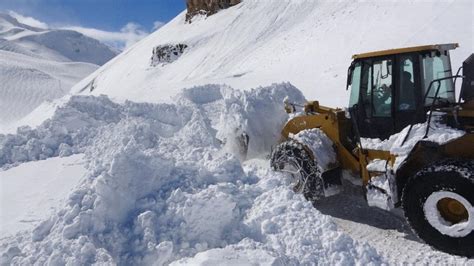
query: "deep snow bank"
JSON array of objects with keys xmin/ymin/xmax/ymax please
[
  {"xmin": 0, "ymin": 83, "xmax": 383, "ymax": 264},
  {"xmin": 0, "ymin": 83, "xmax": 301, "ymax": 169}
]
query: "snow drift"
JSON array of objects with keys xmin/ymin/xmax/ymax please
[{"xmin": 0, "ymin": 83, "xmax": 383, "ymax": 264}]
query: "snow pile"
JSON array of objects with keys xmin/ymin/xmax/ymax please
[
  {"xmin": 175, "ymin": 165, "xmax": 382, "ymax": 265},
  {"xmin": 290, "ymin": 128, "xmax": 337, "ymax": 171},
  {"xmin": 0, "ymin": 83, "xmax": 383, "ymax": 265},
  {"xmin": 362, "ymin": 120, "xmax": 465, "ymax": 169},
  {"xmin": 366, "ymin": 159, "xmax": 388, "ymax": 172},
  {"xmin": 0, "ymin": 95, "xmax": 121, "ymax": 169},
  {"xmin": 0, "ymin": 82, "xmax": 301, "ymax": 169},
  {"xmin": 360, "ymin": 118, "xmax": 465, "ymax": 210},
  {"xmin": 365, "ymin": 173, "xmax": 398, "ymax": 211},
  {"xmin": 171, "ymin": 239, "xmax": 281, "ymax": 265}
]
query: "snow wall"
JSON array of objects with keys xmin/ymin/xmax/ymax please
[{"xmin": 0, "ymin": 83, "xmax": 383, "ymax": 265}]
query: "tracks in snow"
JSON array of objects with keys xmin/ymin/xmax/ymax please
[{"xmin": 315, "ymin": 181, "xmax": 473, "ymax": 264}]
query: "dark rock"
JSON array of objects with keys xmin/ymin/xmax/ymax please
[
  {"xmin": 150, "ymin": 44, "xmax": 188, "ymax": 66},
  {"xmin": 186, "ymin": 0, "xmax": 241, "ymax": 23}
]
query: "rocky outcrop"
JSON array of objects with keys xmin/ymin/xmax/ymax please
[
  {"xmin": 150, "ymin": 44, "xmax": 188, "ymax": 66},
  {"xmin": 186, "ymin": 0, "xmax": 241, "ymax": 22}
]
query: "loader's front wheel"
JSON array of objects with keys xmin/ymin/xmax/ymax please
[
  {"xmin": 402, "ymin": 160, "xmax": 474, "ymax": 257},
  {"xmin": 270, "ymin": 140, "xmax": 323, "ymax": 201}
]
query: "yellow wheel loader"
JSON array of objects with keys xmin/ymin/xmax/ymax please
[{"xmin": 270, "ymin": 43, "xmax": 474, "ymax": 257}]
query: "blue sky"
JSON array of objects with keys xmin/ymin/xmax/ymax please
[{"xmin": 0, "ymin": 0, "xmax": 186, "ymax": 49}]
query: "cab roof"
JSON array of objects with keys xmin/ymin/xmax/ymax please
[{"xmin": 352, "ymin": 43, "xmax": 459, "ymax": 60}]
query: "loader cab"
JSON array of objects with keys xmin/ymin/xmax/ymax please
[{"xmin": 347, "ymin": 43, "xmax": 458, "ymax": 140}]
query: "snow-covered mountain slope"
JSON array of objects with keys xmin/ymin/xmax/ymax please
[
  {"xmin": 0, "ymin": 50, "xmax": 98, "ymax": 125},
  {"xmin": 15, "ymin": 30, "xmax": 118, "ymax": 65},
  {"xmin": 71, "ymin": 0, "xmax": 473, "ymax": 108},
  {"xmin": 0, "ymin": 38, "xmax": 40, "ymax": 58},
  {"xmin": 0, "ymin": 13, "xmax": 118, "ymax": 127},
  {"xmin": 0, "ymin": 13, "xmax": 117, "ymax": 65},
  {"xmin": 0, "ymin": 13, "xmax": 43, "ymax": 34}
]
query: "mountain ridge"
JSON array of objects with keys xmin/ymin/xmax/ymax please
[{"xmin": 0, "ymin": 12, "xmax": 118, "ymax": 126}]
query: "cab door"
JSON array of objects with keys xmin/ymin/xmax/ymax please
[
  {"xmin": 394, "ymin": 54, "xmax": 424, "ymax": 132},
  {"xmin": 349, "ymin": 57, "xmax": 395, "ymax": 140}
]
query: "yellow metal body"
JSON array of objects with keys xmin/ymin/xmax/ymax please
[
  {"xmin": 280, "ymin": 43, "xmax": 473, "ymax": 192},
  {"xmin": 281, "ymin": 102, "xmax": 398, "ymax": 185},
  {"xmin": 281, "ymin": 101, "xmax": 474, "ymax": 187},
  {"xmin": 281, "ymin": 103, "xmax": 359, "ymax": 173},
  {"xmin": 352, "ymin": 43, "xmax": 459, "ymax": 59}
]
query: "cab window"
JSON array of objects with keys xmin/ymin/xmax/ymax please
[
  {"xmin": 398, "ymin": 56, "xmax": 416, "ymax": 110},
  {"xmin": 349, "ymin": 62, "xmax": 361, "ymax": 108},
  {"xmin": 371, "ymin": 59, "xmax": 393, "ymax": 117},
  {"xmin": 422, "ymin": 53, "xmax": 455, "ymax": 105},
  {"xmin": 360, "ymin": 61, "xmax": 373, "ymax": 117}
]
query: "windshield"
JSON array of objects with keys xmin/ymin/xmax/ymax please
[{"xmin": 421, "ymin": 53, "xmax": 455, "ymax": 106}]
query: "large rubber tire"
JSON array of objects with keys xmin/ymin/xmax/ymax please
[
  {"xmin": 270, "ymin": 139, "xmax": 323, "ymax": 201},
  {"xmin": 402, "ymin": 160, "xmax": 474, "ymax": 257}
]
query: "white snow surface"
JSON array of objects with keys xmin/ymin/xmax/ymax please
[
  {"xmin": 69, "ymin": 0, "xmax": 473, "ymax": 109},
  {"xmin": 0, "ymin": 154, "xmax": 86, "ymax": 237},
  {"xmin": 290, "ymin": 128, "xmax": 337, "ymax": 171},
  {"xmin": 5, "ymin": 0, "xmax": 473, "ymax": 135},
  {"xmin": 0, "ymin": 13, "xmax": 117, "ymax": 129},
  {"xmin": 1, "ymin": 84, "xmax": 384, "ymax": 265},
  {"xmin": 170, "ymin": 239, "xmax": 281, "ymax": 266},
  {"xmin": 366, "ymin": 159, "xmax": 389, "ymax": 172},
  {"xmin": 361, "ymin": 119, "xmax": 465, "ymax": 169},
  {"xmin": 0, "ymin": 13, "xmax": 117, "ymax": 65},
  {"xmin": 0, "ymin": 50, "xmax": 98, "ymax": 126}
]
